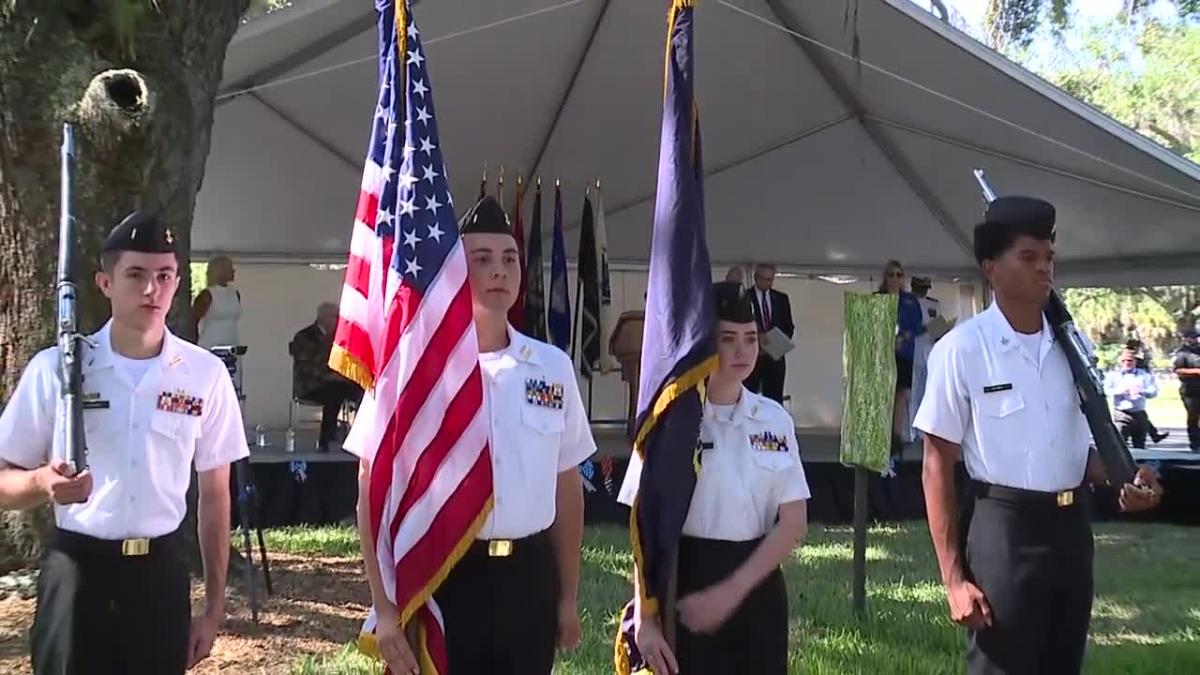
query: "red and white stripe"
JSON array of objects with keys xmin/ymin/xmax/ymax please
[
  {"xmin": 348, "ymin": 232, "xmax": 491, "ymax": 674},
  {"xmin": 334, "ymin": 160, "xmax": 394, "ymax": 384}
]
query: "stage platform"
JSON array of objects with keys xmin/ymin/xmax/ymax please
[{"xmin": 239, "ymin": 425, "xmax": 1200, "ymax": 528}]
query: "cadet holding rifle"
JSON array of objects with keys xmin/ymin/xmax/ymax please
[
  {"xmin": 0, "ymin": 207, "xmax": 249, "ymax": 674},
  {"xmin": 915, "ymin": 192, "xmax": 1162, "ymax": 675}
]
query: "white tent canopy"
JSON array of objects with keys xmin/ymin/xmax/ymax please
[{"xmin": 196, "ymin": 0, "xmax": 1200, "ymax": 285}]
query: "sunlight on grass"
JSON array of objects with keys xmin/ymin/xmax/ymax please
[
  {"xmin": 1093, "ymin": 598, "xmax": 1141, "ymax": 622},
  {"xmin": 265, "ymin": 526, "xmax": 361, "ymax": 557},
  {"xmin": 291, "ymin": 644, "xmax": 382, "ymax": 675},
  {"xmin": 800, "ymin": 541, "xmax": 898, "ymax": 563},
  {"xmin": 287, "ymin": 521, "xmax": 1200, "ymax": 674}
]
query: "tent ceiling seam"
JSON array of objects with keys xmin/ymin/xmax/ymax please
[
  {"xmin": 870, "ymin": 116, "xmax": 1200, "ymax": 214},
  {"xmin": 249, "ymin": 93, "xmax": 360, "ymax": 172},
  {"xmin": 526, "ymin": 0, "xmax": 613, "ymax": 183},
  {"xmin": 218, "ymin": 7, "xmax": 376, "ymax": 107},
  {"xmin": 759, "ymin": 0, "xmax": 974, "ymax": 263},
  {"xmin": 599, "ymin": 113, "xmax": 856, "ymax": 220}
]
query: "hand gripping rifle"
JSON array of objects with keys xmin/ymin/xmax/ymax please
[
  {"xmin": 972, "ymin": 169, "xmax": 1137, "ymax": 486},
  {"xmin": 56, "ymin": 122, "xmax": 89, "ymax": 474}
]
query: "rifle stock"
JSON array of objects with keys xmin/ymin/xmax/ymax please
[
  {"xmin": 56, "ymin": 122, "xmax": 88, "ymax": 474},
  {"xmin": 971, "ymin": 170, "xmax": 1136, "ymax": 486}
]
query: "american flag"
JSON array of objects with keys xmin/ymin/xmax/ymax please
[{"xmin": 330, "ymin": 2, "xmax": 492, "ymax": 673}]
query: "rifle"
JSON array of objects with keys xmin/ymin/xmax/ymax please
[
  {"xmin": 56, "ymin": 122, "xmax": 88, "ymax": 474},
  {"xmin": 972, "ymin": 169, "xmax": 1137, "ymax": 486}
]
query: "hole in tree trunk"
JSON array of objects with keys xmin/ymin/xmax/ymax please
[{"xmin": 103, "ymin": 73, "xmax": 146, "ymax": 113}]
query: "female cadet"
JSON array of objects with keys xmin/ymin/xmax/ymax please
[{"xmin": 618, "ymin": 281, "xmax": 810, "ymax": 675}]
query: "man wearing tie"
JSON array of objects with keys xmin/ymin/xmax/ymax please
[{"xmin": 747, "ymin": 263, "xmax": 794, "ymax": 404}]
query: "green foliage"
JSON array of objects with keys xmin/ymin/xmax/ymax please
[
  {"xmin": 60, "ymin": 0, "xmax": 157, "ymax": 59},
  {"xmin": 245, "ymin": 0, "xmax": 295, "ymax": 22},
  {"xmin": 190, "ymin": 262, "xmax": 207, "ymax": 300},
  {"xmin": 264, "ymin": 525, "xmax": 362, "ymax": 557},
  {"xmin": 1049, "ymin": 19, "xmax": 1200, "ymax": 162},
  {"xmin": 984, "ymin": 0, "xmax": 1199, "ymax": 50},
  {"xmin": 289, "ymin": 522, "xmax": 1200, "ymax": 674}
]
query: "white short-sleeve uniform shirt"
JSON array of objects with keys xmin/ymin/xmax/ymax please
[
  {"xmin": 913, "ymin": 303, "xmax": 1090, "ymax": 492},
  {"xmin": 343, "ymin": 326, "xmax": 597, "ymax": 541},
  {"xmin": 0, "ymin": 322, "xmax": 250, "ymax": 540},
  {"xmin": 619, "ymin": 388, "xmax": 810, "ymax": 542}
]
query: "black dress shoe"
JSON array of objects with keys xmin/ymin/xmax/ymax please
[{"xmin": 1151, "ymin": 431, "xmax": 1170, "ymax": 443}]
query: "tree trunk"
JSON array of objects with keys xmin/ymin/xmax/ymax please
[{"xmin": 0, "ymin": 1, "xmax": 250, "ymax": 570}]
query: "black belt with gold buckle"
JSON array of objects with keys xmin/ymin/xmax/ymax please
[
  {"xmin": 52, "ymin": 528, "xmax": 176, "ymax": 557},
  {"xmin": 971, "ymin": 481, "xmax": 1083, "ymax": 508}
]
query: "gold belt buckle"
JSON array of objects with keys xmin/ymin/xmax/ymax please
[
  {"xmin": 1057, "ymin": 490, "xmax": 1075, "ymax": 508},
  {"xmin": 121, "ymin": 538, "xmax": 150, "ymax": 556},
  {"xmin": 487, "ymin": 540, "xmax": 513, "ymax": 558}
]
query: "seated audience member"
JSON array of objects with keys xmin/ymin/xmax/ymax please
[{"xmin": 291, "ymin": 303, "xmax": 363, "ymax": 451}]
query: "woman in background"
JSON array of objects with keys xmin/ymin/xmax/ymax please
[
  {"xmin": 193, "ymin": 255, "xmax": 242, "ymax": 349},
  {"xmin": 878, "ymin": 259, "xmax": 925, "ymax": 457}
]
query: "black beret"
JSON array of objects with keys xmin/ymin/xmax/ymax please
[
  {"xmin": 713, "ymin": 281, "xmax": 755, "ymax": 324},
  {"xmin": 984, "ymin": 196, "xmax": 1056, "ymax": 237},
  {"xmin": 102, "ymin": 211, "xmax": 176, "ymax": 254},
  {"xmin": 458, "ymin": 196, "xmax": 511, "ymax": 235}
]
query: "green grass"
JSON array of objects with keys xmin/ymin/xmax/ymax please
[
  {"xmin": 1144, "ymin": 394, "xmax": 1189, "ymax": 429},
  {"xmin": 264, "ymin": 525, "xmax": 362, "ymax": 557},
  {"xmin": 292, "ymin": 522, "xmax": 1200, "ymax": 674}
]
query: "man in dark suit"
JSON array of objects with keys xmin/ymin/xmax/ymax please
[
  {"xmin": 291, "ymin": 303, "xmax": 362, "ymax": 451},
  {"xmin": 746, "ymin": 263, "xmax": 794, "ymax": 403}
]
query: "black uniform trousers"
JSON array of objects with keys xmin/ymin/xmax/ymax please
[
  {"xmin": 963, "ymin": 483, "xmax": 1093, "ymax": 675},
  {"xmin": 302, "ymin": 381, "xmax": 361, "ymax": 444},
  {"xmin": 1184, "ymin": 393, "xmax": 1200, "ymax": 451},
  {"xmin": 1114, "ymin": 409, "xmax": 1152, "ymax": 448},
  {"xmin": 433, "ymin": 530, "xmax": 559, "ymax": 675},
  {"xmin": 31, "ymin": 528, "xmax": 190, "ymax": 675},
  {"xmin": 675, "ymin": 536, "xmax": 788, "ymax": 675},
  {"xmin": 747, "ymin": 356, "xmax": 786, "ymax": 404}
]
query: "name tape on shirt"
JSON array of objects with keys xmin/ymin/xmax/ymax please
[
  {"xmin": 983, "ymin": 383, "xmax": 1014, "ymax": 394},
  {"xmin": 525, "ymin": 378, "xmax": 564, "ymax": 410},
  {"xmin": 82, "ymin": 392, "xmax": 110, "ymax": 410},
  {"xmin": 749, "ymin": 431, "xmax": 789, "ymax": 453},
  {"xmin": 156, "ymin": 390, "xmax": 204, "ymax": 416}
]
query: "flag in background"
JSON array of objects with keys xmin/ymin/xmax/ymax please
[
  {"xmin": 524, "ymin": 181, "xmax": 548, "ymax": 341},
  {"xmin": 577, "ymin": 191, "xmax": 601, "ymax": 378},
  {"xmin": 615, "ymin": 0, "xmax": 716, "ymax": 672},
  {"xmin": 331, "ymin": 3, "xmax": 492, "ymax": 674},
  {"xmin": 594, "ymin": 185, "xmax": 618, "ymax": 373},
  {"xmin": 548, "ymin": 182, "xmax": 572, "ymax": 352},
  {"xmin": 508, "ymin": 175, "xmax": 528, "ymax": 331}
]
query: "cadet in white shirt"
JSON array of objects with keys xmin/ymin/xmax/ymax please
[
  {"xmin": 0, "ymin": 212, "xmax": 250, "ymax": 675},
  {"xmin": 353, "ymin": 197, "xmax": 595, "ymax": 675},
  {"xmin": 618, "ymin": 282, "xmax": 810, "ymax": 675},
  {"xmin": 915, "ymin": 196, "xmax": 1161, "ymax": 675}
]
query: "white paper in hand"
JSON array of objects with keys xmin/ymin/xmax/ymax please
[{"xmin": 760, "ymin": 327, "xmax": 794, "ymax": 361}]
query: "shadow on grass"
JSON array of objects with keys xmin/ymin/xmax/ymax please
[{"xmin": 276, "ymin": 522, "xmax": 1200, "ymax": 675}]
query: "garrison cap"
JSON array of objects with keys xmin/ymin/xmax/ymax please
[
  {"xmin": 458, "ymin": 196, "xmax": 512, "ymax": 235},
  {"xmin": 102, "ymin": 211, "xmax": 176, "ymax": 254},
  {"xmin": 713, "ymin": 281, "xmax": 755, "ymax": 324},
  {"xmin": 983, "ymin": 196, "xmax": 1056, "ymax": 237}
]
